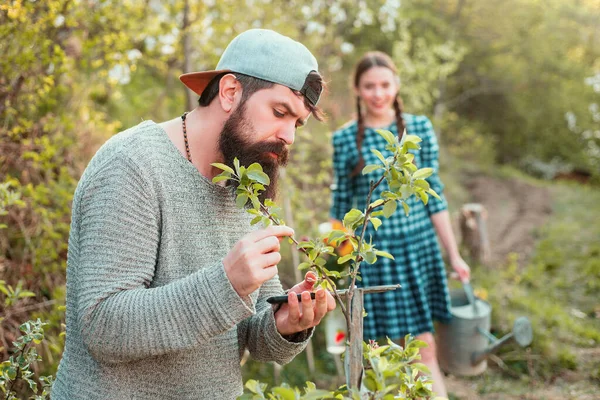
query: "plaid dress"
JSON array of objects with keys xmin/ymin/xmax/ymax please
[{"xmin": 330, "ymin": 114, "xmax": 452, "ymax": 340}]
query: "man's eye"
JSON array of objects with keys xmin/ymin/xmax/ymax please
[{"xmin": 273, "ymin": 109, "xmax": 285, "ymax": 118}]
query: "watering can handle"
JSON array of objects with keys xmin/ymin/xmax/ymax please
[{"xmin": 462, "ymin": 281, "xmax": 480, "ymax": 314}]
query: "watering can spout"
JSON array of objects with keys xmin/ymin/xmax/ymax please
[{"xmin": 472, "ymin": 316, "xmax": 533, "ymax": 365}]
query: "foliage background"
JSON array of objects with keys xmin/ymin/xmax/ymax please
[{"xmin": 1, "ymin": 0, "xmax": 599, "ymax": 397}]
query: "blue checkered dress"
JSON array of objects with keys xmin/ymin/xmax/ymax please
[{"xmin": 330, "ymin": 114, "xmax": 452, "ymax": 340}]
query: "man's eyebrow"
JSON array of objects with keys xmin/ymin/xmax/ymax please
[{"xmin": 274, "ymin": 101, "xmax": 306, "ymax": 126}]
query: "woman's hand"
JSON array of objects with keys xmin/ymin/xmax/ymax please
[{"xmin": 450, "ymin": 255, "xmax": 471, "ymax": 282}]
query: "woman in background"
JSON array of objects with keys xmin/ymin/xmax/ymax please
[{"xmin": 329, "ymin": 51, "xmax": 470, "ymax": 398}]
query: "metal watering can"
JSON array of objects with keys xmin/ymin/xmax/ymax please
[{"xmin": 436, "ymin": 282, "xmax": 533, "ymax": 376}]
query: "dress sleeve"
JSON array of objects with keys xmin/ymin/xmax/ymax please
[
  {"xmin": 417, "ymin": 116, "xmax": 448, "ymax": 216},
  {"xmin": 330, "ymin": 129, "xmax": 356, "ymax": 221}
]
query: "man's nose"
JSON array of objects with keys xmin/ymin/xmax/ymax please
[{"xmin": 277, "ymin": 125, "xmax": 295, "ymax": 146}]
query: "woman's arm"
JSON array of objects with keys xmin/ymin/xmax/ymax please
[{"xmin": 431, "ymin": 210, "xmax": 470, "ymax": 282}]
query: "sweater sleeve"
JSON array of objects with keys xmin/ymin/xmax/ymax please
[
  {"xmin": 75, "ymin": 155, "xmax": 255, "ymax": 364},
  {"xmin": 237, "ymin": 276, "xmax": 313, "ymax": 365},
  {"xmin": 417, "ymin": 116, "xmax": 448, "ymax": 216},
  {"xmin": 330, "ymin": 128, "xmax": 357, "ymax": 221}
]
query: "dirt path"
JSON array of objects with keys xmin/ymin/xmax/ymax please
[{"xmin": 464, "ymin": 175, "xmax": 552, "ymax": 267}]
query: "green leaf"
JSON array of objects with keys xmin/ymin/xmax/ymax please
[
  {"xmin": 337, "ymin": 254, "xmax": 354, "ymax": 264},
  {"xmin": 427, "ymin": 188, "xmax": 441, "ymax": 200},
  {"xmin": 383, "ymin": 200, "xmax": 397, "ymax": 218},
  {"xmin": 327, "ymin": 230, "xmax": 347, "ymax": 244},
  {"xmin": 343, "ymin": 209, "xmax": 364, "ymax": 229},
  {"xmin": 251, "ymin": 195, "xmax": 261, "ymax": 210},
  {"xmin": 377, "ymin": 129, "xmax": 396, "ymax": 145},
  {"xmin": 272, "ymin": 386, "xmax": 296, "ymax": 400},
  {"xmin": 402, "ymin": 201, "xmax": 410, "ymax": 216},
  {"xmin": 297, "ymin": 262, "xmax": 312, "ymax": 271},
  {"xmin": 233, "ymin": 158, "xmax": 241, "ymax": 174},
  {"xmin": 403, "ymin": 134, "xmax": 422, "ymax": 144},
  {"xmin": 363, "ymin": 251, "xmax": 377, "ymax": 264},
  {"xmin": 212, "ymin": 173, "xmax": 230, "ymax": 183},
  {"xmin": 416, "ymin": 190, "xmax": 429, "ymax": 205},
  {"xmin": 369, "ymin": 199, "xmax": 384, "ymax": 208},
  {"xmin": 7, "ymin": 365, "xmax": 17, "ymax": 380},
  {"xmin": 247, "ymin": 170, "xmax": 270, "ymax": 185},
  {"xmin": 413, "ymin": 168, "xmax": 433, "ymax": 180},
  {"xmin": 301, "ymin": 389, "xmax": 333, "ymax": 400},
  {"xmin": 400, "ymin": 184, "xmax": 412, "ymax": 199},
  {"xmin": 370, "ymin": 217, "xmax": 382, "ymax": 231},
  {"xmin": 210, "ymin": 162, "xmax": 234, "ymax": 174},
  {"xmin": 371, "ymin": 149, "xmax": 386, "ymax": 163},
  {"xmin": 250, "ymin": 216, "xmax": 262, "ymax": 225},
  {"xmin": 247, "ymin": 163, "xmax": 262, "ymax": 172},
  {"xmin": 236, "ymin": 194, "xmax": 249, "ymax": 208},
  {"xmin": 244, "ymin": 379, "xmax": 266, "ymax": 395},
  {"xmin": 414, "ymin": 179, "xmax": 430, "ymax": 190},
  {"xmin": 297, "ymin": 241, "xmax": 315, "ymax": 250},
  {"xmin": 362, "ymin": 164, "xmax": 383, "ymax": 174},
  {"xmin": 404, "ymin": 141, "xmax": 421, "ymax": 150},
  {"xmin": 375, "ymin": 250, "xmax": 395, "ymax": 260}
]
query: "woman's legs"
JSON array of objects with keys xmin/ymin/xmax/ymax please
[{"xmin": 415, "ymin": 332, "xmax": 447, "ymax": 398}]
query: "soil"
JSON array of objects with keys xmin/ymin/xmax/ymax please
[{"xmin": 463, "ymin": 175, "xmax": 552, "ymax": 267}]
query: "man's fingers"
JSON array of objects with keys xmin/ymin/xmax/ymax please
[
  {"xmin": 260, "ymin": 252, "xmax": 282, "ymax": 269},
  {"xmin": 287, "ymin": 271, "xmax": 317, "ymax": 294},
  {"xmin": 313, "ymin": 289, "xmax": 328, "ymax": 323},
  {"xmin": 245, "ymin": 225, "xmax": 294, "ymax": 243},
  {"xmin": 297, "ymin": 291, "xmax": 314, "ymax": 327},
  {"xmin": 287, "ymin": 291, "xmax": 301, "ymax": 324},
  {"xmin": 325, "ymin": 290, "xmax": 336, "ymax": 311},
  {"xmin": 255, "ymin": 235, "xmax": 281, "ymax": 254},
  {"xmin": 257, "ymin": 264, "xmax": 278, "ymax": 282}
]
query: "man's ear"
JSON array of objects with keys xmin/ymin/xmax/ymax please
[{"xmin": 218, "ymin": 74, "xmax": 241, "ymax": 113}]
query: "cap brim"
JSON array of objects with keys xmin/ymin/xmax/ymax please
[{"xmin": 179, "ymin": 69, "xmax": 232, "ymax": 96}]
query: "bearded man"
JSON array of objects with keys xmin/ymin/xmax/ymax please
[{"xmin": 53, "ymin": 29, "xmax": 335, "ymax": 400}]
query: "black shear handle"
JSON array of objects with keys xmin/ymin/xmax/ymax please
[{"xmin": 266, "ymin": 292, "xmax": 316, "ymax": 304}]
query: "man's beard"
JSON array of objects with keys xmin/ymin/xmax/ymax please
[{"xmin": 218, "ymin": 103, "xmax": 289, "ymax": 203}]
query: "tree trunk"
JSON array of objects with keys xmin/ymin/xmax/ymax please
[
  {"xmin": 345, "ymin": 289, "xmax": 364, "ymax": 390},
  {"xmin": 459, "ymin": 203, "xmax": 491, "ymax": 265}
]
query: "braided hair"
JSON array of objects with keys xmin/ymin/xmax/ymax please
[{"xmin": 350, "ymin": 51, "xmax": 406, "ymax": 177}]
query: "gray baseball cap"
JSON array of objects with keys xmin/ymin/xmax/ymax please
[{"xmin": 180, "ymin": 29, "xmax": 321, "ymax": 106}]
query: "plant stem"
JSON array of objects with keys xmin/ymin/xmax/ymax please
[
  {"xmin": 346, "ymin": 174, "xmax": 387, "ymax": 317},
  {"xmin": 5, "ymin": 341, "xmax": 30, "ymax": 399},
  {"xmin": 259, "ymin": 204, "xmax": 348, "ymax": 316}
]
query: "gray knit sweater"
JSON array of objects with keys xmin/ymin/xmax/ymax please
[{"xmin": 52, "ymin": 121, "xmax": 310, "ymax": 399}]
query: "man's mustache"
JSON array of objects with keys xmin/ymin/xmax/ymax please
[{"xmin": 249, "ymin": 141, "xmax": 289, "ymax": 166}]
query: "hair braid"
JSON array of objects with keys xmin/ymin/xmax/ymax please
[
  {"xmin": 393, "ymin": 96, "xmax": 406, "ymax": 141},
  {"xmin": 350, "ymin": 96, "xmax": 366, "ymax": 177}
]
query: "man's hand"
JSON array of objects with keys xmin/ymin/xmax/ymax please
[
  {"xmin": 274, "ymin": 271, "xmax": 336, "ymax": 336},
  {"xmin": 223, "ymin": 226, "xmax": 294, "ymax": 298}
]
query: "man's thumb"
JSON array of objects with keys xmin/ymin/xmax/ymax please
[{"xmin": 289, "ymin": 271, "xmax": 317, "ymax": 293}]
